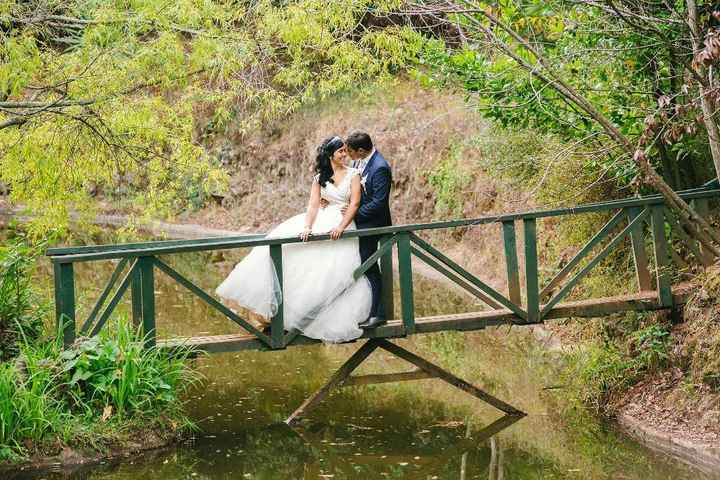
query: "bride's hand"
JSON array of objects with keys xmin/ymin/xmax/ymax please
[
  {"xmin": 329, "ymin": 226, "xmax": 344, "ymax": 240},
  {"xmin": 299, "ymin": 227, "xmax": 312, "ymax": 242}
]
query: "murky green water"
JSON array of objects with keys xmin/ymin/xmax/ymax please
[{"xmin": 11, "ymin": 244, "xmax": 720, "ymax": 479}]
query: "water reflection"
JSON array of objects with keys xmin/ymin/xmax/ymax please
[{"xmin": 8, "ymin": 414, "xmax": 523, "ymax": 480}]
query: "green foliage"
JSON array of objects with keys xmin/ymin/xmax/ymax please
[
  {"xmin": 629, "ymin": 324, "xmax": 670, "ymax": 372},
  {"xmin": 0, "ymin": 0, "xmax": 426, "ymax": 235},
  {"xmin": 564, "ymin": 318, "xmax": 671, "ymax": 415},
  {"xmin": 426, "ymin": 144, "xmax": 471, "ymax": 217},
  {"xmin": 0, "ymin": 238, "xmax": 46, "ymax": 361},
  {"xmin": 61, "ymin": 321, "xmax": 198, "ymax": 419},
  {"xmin": 0, "ymin": 320, "xmax": 198, "ymax": 461},
  {"xmin": 0, "ymin": 353, "xmax": 64, "ymax": 461},
  {"xmin": 413, "ymin": 1, "xmax": 716, "ymax": 190}
]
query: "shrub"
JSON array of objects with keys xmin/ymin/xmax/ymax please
[
  {"xmin": 565, "ymin": 317, "xmax": 672, "ymax": 415},
  {"xmin": 426, "ymin": 143, "xmax": 471, "ymax": 218},
  {"xmin": 0, "ymin": 239, "xmax": 46, "ymax": 361},
  {"xmin": 565, "ymin": 343, "xmax": 636, "ymax": 415},
  {"xmin": 61, "ymin": 320, "xmax": 199, "ymax": 419},
  {"xmin": 0, "ymin": 320, "xmax": 198, "ymax": 461}
]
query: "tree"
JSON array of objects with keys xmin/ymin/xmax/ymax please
[
  {"xmin": 0, "ymin": 0, "xmax": 423, "ymax": 236},
  {"xmin": 404, "ymin": 0, "xmax": 720, "ymax": 257}
]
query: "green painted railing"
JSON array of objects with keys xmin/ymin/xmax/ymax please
[{"xmin": 47, "ymin": 181, "xmax": 720, "ymax": 349}]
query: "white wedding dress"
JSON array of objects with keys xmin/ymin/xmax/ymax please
[{"xmin": 216, "ymin": 168, "xmax": 372, "ymax": 343}]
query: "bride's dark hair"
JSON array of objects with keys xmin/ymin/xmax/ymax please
[{"xmin": 314, "ymin": 136, "xmax": 344, "ymax": 187}]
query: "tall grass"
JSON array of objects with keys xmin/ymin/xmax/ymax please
[
  {"xmin": 62, "ymin": 320, "xmax": 199, "ymax": 419},
  {"xmin": 0, "ymin": 341, "xmax": 65, "ymax": 460},
  {"xmin": 0, "ymin": 319, "xmax": 199, "ymax": 461},
  {"xmin": 0, "ymin": 239, "xmax": 46, "ymax": 361}
]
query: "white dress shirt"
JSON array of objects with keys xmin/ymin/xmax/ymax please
[{"xmin": 353, "ymin": 148, "xmax": 375, "ymax": 173}]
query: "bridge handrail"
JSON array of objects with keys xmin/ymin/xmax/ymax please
[{"xmin": 47, "ymin": 186, "xmax": 720, "ymax": 263}]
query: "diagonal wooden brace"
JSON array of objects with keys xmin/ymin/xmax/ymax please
[
  {"xmin": 374, "ymin": 339, "xmax": 524, "ymax": 416},
  {"xmin": 285, "ymin": 339, "xmax": 379, "ymax": 425},
  {"xmin": 285, "ymin": 339, "xmax": 525, "ymax": 425}
]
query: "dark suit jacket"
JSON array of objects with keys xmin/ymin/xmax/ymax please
[{"xmin": 355, "ymin": 150, "xmax": 392, "ymax": 229}]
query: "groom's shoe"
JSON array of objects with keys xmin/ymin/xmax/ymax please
[{"xmin": 360, "ymin": 316, "xmax": 386, "ymax": 329}]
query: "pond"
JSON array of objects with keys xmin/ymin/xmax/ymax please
[{"xmin": 12, "ymin": 241, "xmax": 719, "ymax": 479}]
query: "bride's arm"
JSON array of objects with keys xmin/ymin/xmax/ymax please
[
  {"xmin": 330, "ymin": 175, "xmax": 361, "ymax": 240},
  {"xmin": 301, "ymin": 180, "xmax": 321, "ymax": 242}
]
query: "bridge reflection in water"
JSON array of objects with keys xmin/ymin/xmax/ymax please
[{"xmin": 47, "ymin": 181, "xmax": 719, "ymax": 422}]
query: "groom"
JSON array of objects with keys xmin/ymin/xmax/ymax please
[{"xmin": 344, "ymin": 131, "xmax": 392, "ymax": 329}]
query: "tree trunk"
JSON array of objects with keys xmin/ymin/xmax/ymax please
[{"xmin": 687, "ymin": 0, "xmax": 720, "ymax": 185}]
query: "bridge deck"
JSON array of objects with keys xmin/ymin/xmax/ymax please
[{"xmin": 161, "ymin": 289, "xmax": 689, "ymax": 354}]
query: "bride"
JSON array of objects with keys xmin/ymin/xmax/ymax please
[{"xmin": 216, "ymin": 136, "xmax": 372, "ymax": 343}]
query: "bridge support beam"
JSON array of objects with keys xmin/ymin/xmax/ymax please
[{"xmin": 285, "ymin": 339, "xmax": 525, "ymax": 426}]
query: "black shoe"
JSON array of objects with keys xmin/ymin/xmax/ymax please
[{"xmin": 360, "ymin": 316, "xmax": 387, "ymax": 329}]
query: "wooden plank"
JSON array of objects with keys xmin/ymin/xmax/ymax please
[
  {"xmin": 410, "ymin": 246, "xmax": 502, "ymax": 309},
  {"xmin": 48, "ymin": 189, "xmax": 720, "ymax": 264},
  {"xmin": 502, "ymin": 220, "xmax": 522, "ymax": 305},
  {"xmin": 285, "ymin": 340, "xmax": 379, "ymax": 425},
  {"xmin": 628, "ymin": 207, "xmax": 652, "ymax": 291},
  {"xmin": 81, "ymin": 258, "xmax": 129, "ymax": 334},
  {"xmin": 523, "ymin": 218, "xmax": 539, "ymax": 324},
  {"xmin": 160, "ymin": 289, "xmax": 695, "ymax": 354},
  {"xmin": 54, "ymin": 262, "xmax": 76, "ymax": 347},
  {"xmin": 375, "ymin": 339, "xmax": 524, "ymax": 415},
  {"xmin": 409, "ymin": 233, "xmax": 527, "ymax": 320},
  {"xmin": 651, "ymin": 206, "xmax": 673, "ymax": 307},
  {"xmin": 541, "ymin": 209, "xmax": 648, "ymax": 318},
  {"xmin": 540, "ymin": 209, "xmax": 626, "ymax": 300},
  {"xmin": 379, "ymin": 235, "xmax": 395, "ymax": 320},
  {"xmin": 138, "ymin": 257, "xmax": 156, "ymax": 348},
  {"xmin": 152, "ymin": 257, "xmax": 273, "ymax": 347},
  {"xmin": 354, "ymin": 235, "xmax": 396, "ymax": 280},
  {"xmin": 397, "ymin": 233, "xmax": 415, "ymax": 334},
  {"xmin": 341, "ymin": 369, "xmax": 435, "ymax": 387},
  {"xmin": 89, "ymin": 261, "xmax": 137, "ymax": 337},
  {"xmin": 269, "ymin": 245, "xmax": 284, "ymax": 349}
]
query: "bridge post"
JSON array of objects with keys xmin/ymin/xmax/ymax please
[
  {"xmin": 131, "ymin": 266, "xmax": 142, "ymax": 328},
  {"xmin": 502, "ymin": 221, "xmax": 521, "ymax": 306},
  {"xmin": 54, "ymin": 262, "xmax": 76, "ymax": 347},
  {"xmin": 379, "ymin": 235, "xmax": 395, "ymax": 320},
  {"xmin": 523, "ymin": 219, "xmax": 539, "ymax": 323},
  {"xmin": 269, "ymin": 245, "xmax": 285, "ymax": 349},
  {"xmin": 138, "ymin": 256, "xmax": 156, "ymax": 348},
  {"xmin": 628, "ymin": 207, "xmax": 652, "ymax": 292},
  {"xmin": 650, "ymin": 207, "xmax": 673, "ymax": 308},
  {"xmin": 397, "ymin": 233, "xmax": 415, "ymax": 334}
]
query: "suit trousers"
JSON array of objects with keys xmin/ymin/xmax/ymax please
[{"xmin": 359, "ymin": 235, "xmax": 384, "ymax": 319}]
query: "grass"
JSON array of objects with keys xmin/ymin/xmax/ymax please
[
  {"xmin": 0, "ymin": 238, "xmax": 46, "ymax": 361},
  {"xmin": 0, "ymin": 319, "xmax": 200, "ymax": 463},
  {"xmin": 562, "ymin": 314, "xmax": 672, "ymax": 416}
]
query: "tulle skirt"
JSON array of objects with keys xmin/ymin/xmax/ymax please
[{"xmin": 215, "ymin": 205, "xmax": 372, "ymax": 343}]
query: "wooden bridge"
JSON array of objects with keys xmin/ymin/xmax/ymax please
[{"xmin": 46, "ymin": 180, "xmax": 719, "ymax": 423}]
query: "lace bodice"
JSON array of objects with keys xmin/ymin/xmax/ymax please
[{"xmin": 319, "ymin": 168, "xmax": 360, "ymax": 206}]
